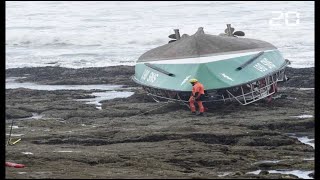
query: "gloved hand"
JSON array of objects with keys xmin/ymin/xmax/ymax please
[{"xmin": 189, "ymin": 96, "xmax": 195, "ymax": 102}]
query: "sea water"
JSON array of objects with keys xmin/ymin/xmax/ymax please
[
  {"xmin": 5, "ymin": 79, "xmax": 134, "ymax": 109},
  {"xmin": 6, "ymin": 1, "xmax": 314, "ymax": 69},
  {"xmin": 247, "ymin": 170, "xmax": 313, "ymax": 179}
]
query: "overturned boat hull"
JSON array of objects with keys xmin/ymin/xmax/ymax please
[
  {"xmin": 133, "ymin": 49, "xmax": 290, "ymax": 105},
  {"xmin": 133, "ymin": 27, "xmax": 291, "ymax": 105}
]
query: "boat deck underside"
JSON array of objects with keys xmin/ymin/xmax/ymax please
[{"xmin": 141, "ymin": 68, "xmax": 288, "ymax": 106}]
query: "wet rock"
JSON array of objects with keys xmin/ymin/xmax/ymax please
[
  {"xmin": 5, "ymin": 66, "xmax": 314, "ymax": 179},
  {"xmin": 6, "ymin": 66, "xmax": 137, "ymax": 86},
  {"xmin": 281, "ymin": 174, "xmax": 299, "ymax": 179},
  {"xmin": 308, "ymin": 172, "xmax": 314, "ymax": 178},
  {"xmin": 22, "ymin": 119, "xmax": 66, "ymax": 127},
  {"xmin": 284, "ymin": 67, "xmax": 314, "ymax": 88},
  {"xmin": 259, "ymin": 170, "xmax": 269, "ymax": 175},
  {"xmin": 234, "ymin": 171, "xmax": 244, "ymax": 176},
  {"xmin": 6, "ymin": 108, "xmax": 33, "ymax": 119}
]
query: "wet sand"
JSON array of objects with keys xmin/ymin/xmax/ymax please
[{"xmin": 5, "ymin": 66, "xmax": 314, "ymax": 179}]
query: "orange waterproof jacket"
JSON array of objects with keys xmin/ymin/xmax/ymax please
[{"xmin": 192, "ymin": 82, "xmax": 205, "ymax": 97}]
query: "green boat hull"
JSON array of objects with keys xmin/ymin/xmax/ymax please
[{"xmin": 133, "ymin": 49, "xmax": 288, "ymax": 92}]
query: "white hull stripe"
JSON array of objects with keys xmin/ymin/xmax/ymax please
[{"xmin": 137, "ymin": 49, "xmax": 276, "ymax": 65}]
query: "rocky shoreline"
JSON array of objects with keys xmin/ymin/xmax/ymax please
[{"xmin": 5, "ymin": 66, "xmax": 314, "ymax": 179}]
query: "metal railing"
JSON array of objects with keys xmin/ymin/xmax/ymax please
[
  {"xmin": 143, "ymin": 68, "xmax": 287, "ymax": 106},
  {"xmin": 225, "ymin": 77, "xmax": 277, "ymax": 105}
]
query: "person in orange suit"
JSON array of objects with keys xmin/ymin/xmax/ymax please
[{"xmin": 188, "ymin": 78, "xmax": 205, "ymax": 116}]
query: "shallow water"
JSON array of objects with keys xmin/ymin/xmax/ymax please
[
  {"xmin": 217, "ymin": 172, "xmax": 231, "ymax": 177},
  {"xmin": 253, "ymin": 160, "xmax": 282, "ymax": 164},
  {"xmin": 22, "ymin": 152, "xmax": 33, "ymax": 155},
  {"xmin": 247, "ymin": 170, "xmax": 261, "ymax": 175},
  {"xmin": 303, "ymin": 158, "xmax": 314, "ymax": 161},
  {"xmin": 246, "ymin": 132, "xmax": 314, "ymax": 179},
  {"xmin": 6, "ymin": 113, "xmax": 44, "ymax": 122},
  {"xmin": 76, "ymin": 91, "xmax": 134, "ymax": 109},
  {"xmin": 53, "ymin": 150, "xmax": 80, "ymax": 153},
  {"xmin": 6, "ymin": 77, "xmax": 122, "ymax": 91},
  {"xmin": 246, "ymin": 169, "xmax": 313, "ymax": 179},
  {"xmin": 291, "ymin": 114, "xmax": 313, "ymax": 119},
  {"xmin": 6, "ymin": 78, "xmax": 134, "ymax": 110},
  {"xmin": 287, "ymin": 133, "xmax": 314, "ymax": 149},
  {"xmin": 296, "ymin": 136, "xmax": 314, "ymax": 149},
  {"xmin": 268, "ymin": 170, "xmax": 313, "ymax": 179},
  {"xmin": 298, "ymin": 88, "xmax": 315, "ymax": 91},
  {"xmin": 5, "ymin": 133, "xmax": 24, "ymax": 137}
]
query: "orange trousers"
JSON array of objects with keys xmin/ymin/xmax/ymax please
[{"xmin": 189, "ymin": 96, "xmax": 204, "ymax": 113}]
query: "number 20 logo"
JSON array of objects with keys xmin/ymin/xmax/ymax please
[{"xmin": 269, "ymin": 11, "xmax": 300, "ymax": 26}]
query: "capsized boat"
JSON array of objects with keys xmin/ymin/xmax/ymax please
[{"xmin": 132, "ymin": 25, "xmax": 290, "ymax": 105}]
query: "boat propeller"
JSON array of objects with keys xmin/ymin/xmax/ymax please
[
  {"xmin": 168, "ymin": 29, "xmax": 179, "ymax": 43},
  {"xmin": 168, "ymin": 25, "xmax": 244, "ymax": 43},
  {"xmin": 168, "ymin": 39, "xmax": 176, "ymax": 43},
  {"xmin": 233, "ymin": 31, "xmax": 245, "ymax": 36},
  {"xmin": 222, "ymin": 24, "xmax": 245, "ymax": 37}
]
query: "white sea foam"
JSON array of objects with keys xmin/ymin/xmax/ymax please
[
  {"xmin": 217, "ymin": 172, "xmax": 231, "ymax": 177},
  {"xmin": 291, "ymin": 115, "xmax": 313, "ymax": 119},
  {"xmin": 54, "ymin": 151, "xmax": 74, "ymax": 153},
  {"xmin": 6, "ymin": 133, "xmax": 24, "ymax": 137},
  {"xmin": 298, "ymin": 88, "xmax": 315, "ymax": 91},
  {"xmin": 6, "ymin": 1, "xmax": 314, "ymax": 69},
  {"xmin": 253, "ymin": 160, "xmax": 282, "ymax": 164},
  {"xmin": 247, "ymin": 170, "xmax": 313, "ymax": 179},
  {"xmin": 8, "ymin": 113, "xmax": 44, "ymax": 121},
  {"xmin": 297, "ymin": 136, "xmax": 314, "ymax": 148},
  {"xmin": 53, "ymin": 150, "xmax": 80, "ymax": 153},
  {"xmin": 268, "ymin": 170, "xmax": 313, "ymax": 179},
  {"xmin": 247, "ymin": 170, "xmax": 261, "ymax": 175},
  {"xmin": 287, "ymin": 133, "xmax": 314, "ymax": 149},
  {"xmin": 22, "ymin": 152, "xmax": 33, "ymax": 155}
]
